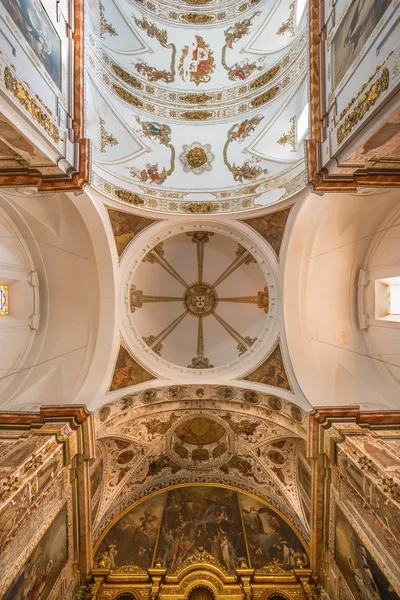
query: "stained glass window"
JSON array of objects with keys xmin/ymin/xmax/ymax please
[{"xmin": 0, "ymin": 285, "xmax": 8, "ymax": 315}]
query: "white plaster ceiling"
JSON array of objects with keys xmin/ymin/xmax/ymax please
[
  {"xmin": 128, "ymin": 230, "xmax": 269, "ymax": 369},
  {"xmin": 85, "ymin": 0, "xmax": 309, "ymax": 214}
]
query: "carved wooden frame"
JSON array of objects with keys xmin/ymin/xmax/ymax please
[
  {"xmin": 307, "ymin": 0, "xmax": 400, "ymax": 192},
  {"xmin": 0, "ymin": 0, "xmax": 89, "ymax": 192}
]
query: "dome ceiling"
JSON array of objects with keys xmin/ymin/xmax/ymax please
[
  {"xmin": 125, "ymin": 230, "xmax": 271, "ymax": 371},
  {"xmin": 86, "ymin": 0, "xmax": 309, "ymax": 214}
]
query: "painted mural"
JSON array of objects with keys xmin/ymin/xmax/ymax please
[
  {"xmin": 107, "ymin": 209, "xmax": 158, "ymax": 257},
  {"xmin": 333, "ymin": 0, "xmax": 391, "ymax": 86},
  {"xmin": 2, "ymin": 0, "xmax": 61, "ymax": 87},
  {"xmin": 239, "ymin": 494, "xmax": 308, "ymax": 571},
  {"xmin": 243, "ymin": 342, "xmax": 292, "ymax": 391},
  {"xmin": 109, "ymin": 345, "xmax": 156, "ymax": 391},
  {"xmin": 334, "ymin": 507, "xmax": 399, "ymax": 600},
  {"xmin": 243, "ymin": 207, "xmax": 291, "ymax": 256},
  {"xmin": 157, "ymin": 486, "xmax": 246, "ymax": 572},
  {"xmin": 94, "ymin": 486, "xmax": 308, "ymax": 574},
  {"xmin": 3, "ymin": 504, "xmax": 68, "ymax": 600},
  {"xmin": 95, "ymin": 492, "xmax": 167, "ymax": 570}
]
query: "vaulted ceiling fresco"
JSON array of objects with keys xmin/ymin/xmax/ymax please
[
  {"xmin": 85, "ymin": 0, "xmax": 308, "ymax": 214},
  {"xmin": 91, "ymin": 383, "xmax": 310, "ymax": 551}
]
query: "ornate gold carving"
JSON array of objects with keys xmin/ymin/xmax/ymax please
[
  {"xmin": 181, "ymin": 13, "xmax": 214, "ymax": 24},
  {"xmin": 250, "ymin": 64, "xmax": 281, "ymax": 90},
  {"xmin": 179, "ymin": 110, "xmax": 214, "ymax": 121},
  {"xmin": 277, "ymin": 2, "xmax": 295, "ymax": 36},
  {"xmin": 114, "ymin": 189, "xmax": 145, "ymax": 205},
  {"xmin": 112, "ymin": 84, "xmax": 144, "ymax": 107},
  {"xmin": 182, "ymin": 0, "xmax": 212, "ymax": 5},
  {"xmin": 257, "ymin": 563, "xmax": 286, "ymax": 574},
  {"xmin": 99, "ymin": 1, "xmax": 118, "ymax": 38},
  {"xmin": 111, "ymin": 64, "xmax": 143, "ymax": 89},
  {"xmin": 100, "ymin": 118, "xmax": 118, "ymax": 153},
  {"xmin": 182, "ymin": 202, "xmax": 218, "ymax": 213},
  {"xmin": 337, "ymin": 69, "xmax": 389, "ymax": 145},
  {"xmin": 187, "ymin": 147, "xmax": 208, "ymax": 167},
  {"xmin": 175, "ymin": 547, "xmax": 228, "ymax": 575},
  {"xmin": 277, "ymin": 116, "xmax": 296, "ymax": 151},
  {"xmin": 179, "ymin": 93, "xmax": 213, "ymax": 104},
  {"xmin": 250, "ymin": 86, "xmax": 280, "ymax": 108},
  {"xmin": 113, "ymin": 564, "xmax": 147, "ymax": 574},
  {"xmin": 130, "ymin": 286, "xmax": 144, "ymax": 311},
  {"xmin": 4, "ymin": 67, "xmax": 60, "ymax": 143}
]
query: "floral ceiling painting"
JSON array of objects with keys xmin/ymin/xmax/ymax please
[{"xmin": 86, "ymin": 0, "xmax": 309, "ymax": 214}]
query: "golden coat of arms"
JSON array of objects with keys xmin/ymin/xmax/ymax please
[{"xmin": 179, "ymin": 36, "xmax": 215, "ymax": 85}]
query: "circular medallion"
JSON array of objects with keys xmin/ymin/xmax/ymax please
[
  {"xmin": 175, "ymin": 417, "xmax": 225, "ymax": 446},
  {"xmin": 186, "ymin": 147, "xmax": 208, "ymax": 168},
  {"xmin": 183, "ymin": 282, "xmax": 218, "ymax": 317}
]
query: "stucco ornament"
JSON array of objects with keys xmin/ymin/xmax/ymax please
[{"xmin": 180, "ymin": 142, "xmax": 214, "ymax": 174}]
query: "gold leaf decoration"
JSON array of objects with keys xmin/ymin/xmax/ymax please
[
  {"xmin": 337, "ymin": 68, "xmax": 389, "ymax": 145},
  {"xmin": 112, "ymin": 84, "xmax": 144, "ymax": 107},
  {"xmin": 181, "ymin": 13, "xmax": 214, "ymax": 24},
  {"xmin": 182, "ymin": 202, "xmax": 219, "ymax": 214},
  {"xmin": 250, "ymin": 86, "xmax": 280, "ymax": 108},
  {"xmin": 100, "ymin": 118, "xmax": 118, "ymax": 153},
  {"xmin": 114, "ymin": 189, "xmax": 145, "ymax": 206},
  {"xmin": 111, "ymin": 64, "xmax": 143, "ymax": 90},
  {"xmin": 3, "ymin": 67, "xmax": 60, "ymax": 143},
  {"xmin": 99, "ymin": 1, "xmax": 118, "ymax": 38},
  {"xmin": 250, "ymin": 64, "xmax": 281, "ymax": 90},
  {"xmin": 179, "ymin": 110, "xmax": 214, "ymax": 121},
  {"xmin": 277, "ymin": 116, "xmax": 296, "ymax": 151}
]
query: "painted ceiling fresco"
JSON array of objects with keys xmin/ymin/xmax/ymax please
[
  {"xmin": 85, "ymin": 0, "xmax": 309, "ymax": 214},
  {"xmin": 91, "ymin": 384, "xmax": 310, "ymax": 548},
  {"xmin": 94, "ymin": 485, "xmax": 309, "ymax": 575}
]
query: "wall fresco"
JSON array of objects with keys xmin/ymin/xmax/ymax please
[
  {"xmin": 3, "ymin": 504, "xmax": 69, "ymax": 600},
  {"xmin": 334, "ymin": 506, "xmax": 399, "ymax": 600}
]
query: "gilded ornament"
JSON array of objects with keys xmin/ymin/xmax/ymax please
[
  {"xmin": 114, "ymin": 188, "xmax": 145, "ymax": 205},
  {"xmin": 4, "ymin": 67, "xmax": 60, "ymax": 143},
  {"xmin": 188, "ymin": 357, "xmax": 214, "ymax": 369},
  {"xmin": 180, "ymin": 142, "xmax": 214, "ymax": 174},
  {"xmin": 179, "ymin": 93, "xmax": 213, "ymax": 104},
  {"xmin": 182, "ymin": 202, "xmax": 218, "ymax": 213},
  {"xmin": 184, "ymin": 282, "xmax": 218, "ymax": 317},
  {"xmin": 111, "ymin": 63, "xmax": 142, "ymax": 89},
  {"xmin": 99, "ymin": 118, "xmax": 119, "ymax": 153},
  {"xmin": 179, "ymin": 110, "xmax": 214, "ymax": 121},
  {"xmin": 181, "ymin": 13, "xmax": 214, "ymax": 24},
  {"xmin": 250, "ymin": 86, "xmax": 280, "ymax": 108},
  {"xmin": 182, "ymin": 0, "xmax": 212, "ymax": 4},
  {"xmin": 99, "ymin": 1, "xmax": 118, "ymax": 38},
  {"xmin": 112, "ymin": 84, "xmax": 144, "ymax": 107},
  {"xmin": 277, "ymin": 116, "xmax": 297, "ymax": 151},
  {"xmin": 250, "ymin": 64, "xmax": 281, "ymax": 90},
  {"xmin": 337, "ymin": 69, "xmax": 389, "ymax": 145},
  {"xmin": 276, "ymin": 2, "xmax": 295, "ymax": 36}
]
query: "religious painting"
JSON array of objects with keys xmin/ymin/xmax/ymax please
[
  {"xmin": 333, "ymin": 0, "xmax": 391, "ymax": 87},
  {"xmin": 107, "ymin": 209, "xmax": 159, "ymax": 257},
  {"xmin": 3, "ymin": 504, "xmax": 68, "ymax": 600},
  {"xmin": 109, "ymin": 345, "xmax": 156, "ymax": 391},
  {"xmin": 239, "ymin": 494, "xmax": 308, "ymax": 571},
  {"xmin": 157, "ymin": 486, "xmax": 246, "ymax": 573},
  {"xmin": 94, "ymin": 492, "xmax": 167, "ymax": 570},
  {"xmin": 1, "ymin": 0, "xmax": 61, "ymax": 87},
  {"xmin": 334, "ymin": 506, "xmax": 399, "ymax": 600},
  {"xmin": 243, "ymin": 342, "xmax": 292, "ymax": 391},
  {"xmin": 243, "ymin": 207, "xmax": 291, "ymax": 256}
]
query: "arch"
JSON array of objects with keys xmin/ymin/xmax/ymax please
[
  {"xmin": 115, "ymin": 594, "xmax": 138, "ymax": 600},
  {"xmin": 188, "ymin": 585, "xmax": 215, "ymax": 600}
]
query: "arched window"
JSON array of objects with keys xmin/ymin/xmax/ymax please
[
  {"xmin": 188, "ymin": 586, "xmax": 215, "ymax": 600},
  {"xmin": 116, "ymin": 594, "xmax": 137, "ymax": 600}
]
